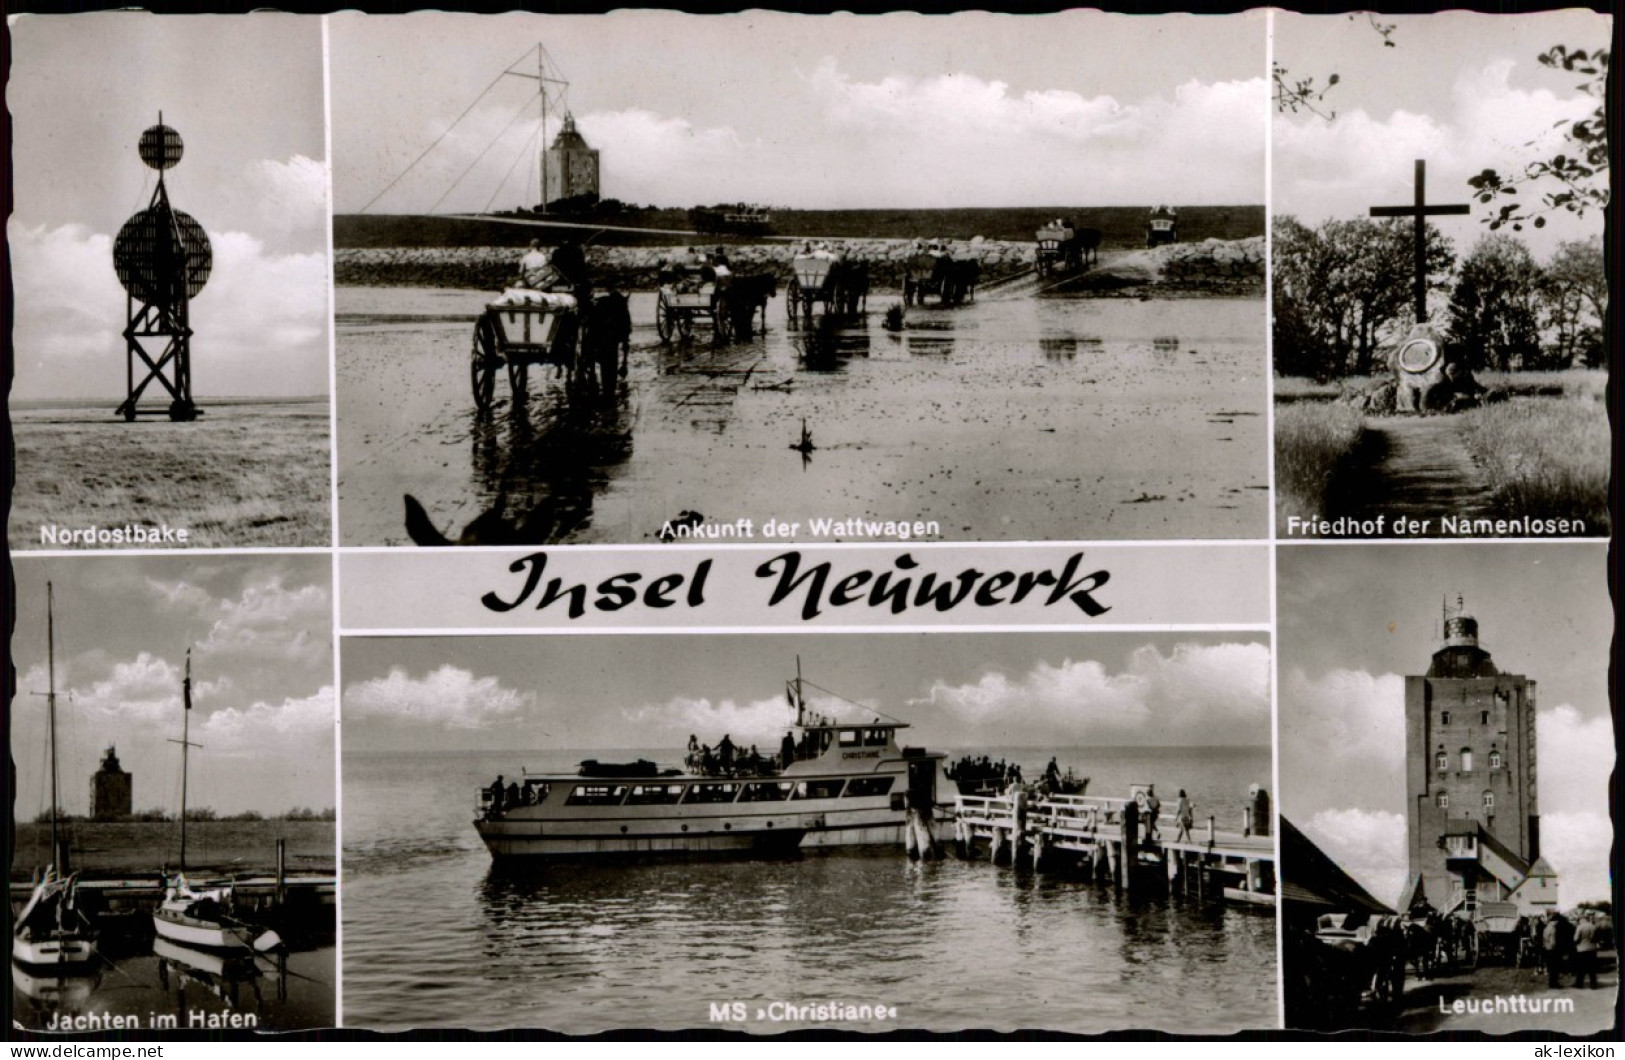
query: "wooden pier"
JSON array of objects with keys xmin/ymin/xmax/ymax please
[{"xmin": 951, "ymin": 790, "xmax": 1276, "ymax": 906}]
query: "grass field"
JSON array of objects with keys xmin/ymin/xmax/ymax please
[
  {"xmin": 1459, "ymin": 394, "xmax": 1612, "ymax": 532},
  {"xmin": 9, "ymin": 400, "xmax": 331, "ymax": 548},
  {"xmin": 12, "ymin": 819, "xmax": 336, "ymax": 878},
  {"xmin": 1273, "ymin": 401, "xmax": 1366, "ymax": 531}
]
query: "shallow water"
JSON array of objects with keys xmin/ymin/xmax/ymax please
[
  {"xmin": 336, "ymin": 288, "xmax": 1267, "ymax": 545},
  {"xmin": 341, "ymin": 746, "xmax": 1277, "ymax": 1033}
]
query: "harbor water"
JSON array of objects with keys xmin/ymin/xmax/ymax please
[{"xmin": 342, "ymin": 745, "xmax": 1276, "ymax": 1033}]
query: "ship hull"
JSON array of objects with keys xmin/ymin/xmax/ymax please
[
  {"xmin": 152, "ymin": 909, "xmax": 253, "ymax": 952},
  {"xmin": 10, "ymin": 935, "xmax": 95, "ymax": 967}
]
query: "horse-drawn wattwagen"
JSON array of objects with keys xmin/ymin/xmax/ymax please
[
  {"xmin": 1147, "ymin": 205, "xmax": 1179, "ymax": 248},
  {"xmin": 469, "ymin": 287, "xmax": 630, "ymax": 413},
  {"xmin": 902, "ymin": 242, "xmax": 980, "ymax": 307},
  {"xmin": 1035, "ymin": 221, "xmax": 1101, "ymax": 276},
  {"xmin": 1307, "ymin": 913, "xmax": 1408, "ymax": 1021},
  {"xmin": 657, "ymin": 259, "xmax": 732, "ymax": 343},
  {"xmin": 786, "ymin": 248, "xmax": 868, "ymax": 318}
]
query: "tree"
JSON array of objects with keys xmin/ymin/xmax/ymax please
[
  {"xmin": 1539, "ymin": 236, "xmax": 1607, "ymax": 368},
  {"xmin": 1466, "ymin": 46, "xmax": 1609, "ymax": 231},
  {"xmin": 1273, "ymin": 215, "xmax": 1455, "ymax": 378},
  {"xmin": 1446, "ymin": 235, "xmax": 1544, "ymax": 372}
]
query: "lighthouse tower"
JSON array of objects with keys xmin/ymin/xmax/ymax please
[{"xmin": 1402, "ymin": 597, "xmax": 1556, "ymax": 915}]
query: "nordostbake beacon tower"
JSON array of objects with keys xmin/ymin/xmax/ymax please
[
  {"xmin": 1402, "ymin": 597, "xmax": 1558, "ymax": 916},
  {"xmin": 113, "ymin": 115, "xmax": 213, "ymax": 422}
]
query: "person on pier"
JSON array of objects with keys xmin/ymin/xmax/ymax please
[
  {"xmin": 1144, "ymin": 786, "xmax": 1163, "ymax": 842},
  {"xmin": 1174, "ymin": 789, "xmax": 1194, "ymax": 843},
  {"xmin": 780, "ymin": 731, "xmax": 796, "ymax": 770}
]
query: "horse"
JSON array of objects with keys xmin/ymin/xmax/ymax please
[
  {"xmin": 833, "ymin": 260, "xmax": 869, "ymax": 315},
  {"xmin": 1404, "ymin": 915, "xmax": 1438, "ymax": 979},
  {"xmin": 579, "ymin": 290, "xmax": 632, "ymax": 385},
  {"xmin": 1074, "ymin": 228, "xmax": 1102, "ymax": 267},
  {"xmin": 723, "ymin": 273, "xmax": 777, "ymax": 339}
]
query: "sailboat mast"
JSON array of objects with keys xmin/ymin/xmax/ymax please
[
  {"xmin": 538, "ymin": 45, "xmax": 548, "ymax": 212},
  {"xmin": 180, "ymin": 649, "xmax": 191, "ymax": 870},
  {"xmin": 47, "ymin": 582, "xmax": 59, "ymax": 867}
]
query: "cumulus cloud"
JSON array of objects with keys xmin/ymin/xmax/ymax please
[
  {"xmin": 909, "ymin": 642, "xmax": 1269, "ymax": 746},
  {"xmin": 202, "ymin": 686, "xmax": 335, "ymax": 755},
  {"xmin": 345, "ymin": 666, "xmax": 532, "ymax": 729},
  {"xmin": 146, "ymin": 577, "xmax": 216, "ymax": 613},
  {"xmin": 241, "ymin": 155, "xmax": 329, "ymax": 238},
  {"xmin": 1536, "ymin": 705, "xmax": 1614, "ymax": 815},
  {"xmin": 1305, "ymin": 807, "xmax": 1410, "ymax": 909},
  {"xmin": 198, "ymin": 575, "xmax": 330, "ymax": 666},
  {"xmin": 620, "ymin": 695, "xmax": 800, "ymax": 750},
  {"xmin": 1275, "ymin": 57, "xmax": 1600, "ymax": 251},
  {"xmin": 8, "ymin": 221, "xmax": 328, "ymax": 401},
  {"xmin": 1539, "ymin": 811, "xmax": 1614, "ymax": 905},
  {"xmin": 1279, "ymin": 668, "xmax": 1405, "ymax": 798}
]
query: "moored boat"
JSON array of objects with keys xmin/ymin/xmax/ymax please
[
  {"xmin": 14, "ymin": 584, "xmax": 98, "ymax": 968},
  {"xmin": 474, "ymin": 666, "xmax": 953, "ymax": 859},
  {"xmin": 12, "ymin": 868, "xmax": 96, "ymax": 967},
  {"xmin": 152, "ymin": 876, "xmax": 257, "ymax": 953}
]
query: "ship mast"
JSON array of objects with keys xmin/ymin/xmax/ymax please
[
  {"xmin": 168, "ymin": 649, "xmax": 202, "ymax": 871},
  {"xmin": 47, "ymin": 582, "xmax": 60, "ymax": 868},
  {"xmin": 502, "ymin": 43, "xmax": 570, "ymax": 212}
]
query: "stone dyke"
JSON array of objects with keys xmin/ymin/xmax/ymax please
[{"xmin": 334, "ymin": 235, "xmax": 1264, "ymax": 295}]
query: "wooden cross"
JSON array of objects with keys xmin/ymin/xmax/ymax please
[{"xmin": 1370, "ymin": 159, "xmax": 1470, "ymax": 323}]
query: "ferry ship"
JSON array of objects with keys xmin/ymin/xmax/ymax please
[{"xmin": 474, "ymin": 669, "xmax": 952, "ymax": 859}]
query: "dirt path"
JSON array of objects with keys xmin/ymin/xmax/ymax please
[{"xmin": 1339, "ymin": 415, "xmax": 1494, "ymax": 524}]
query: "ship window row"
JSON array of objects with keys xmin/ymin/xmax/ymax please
[
  {"xmin": 566, "ymin": 776, "xmax": 893, "ymax": 807},
  {"xmin": 837, "ymin": 728, "xmax": 894, "ymax": 748}
]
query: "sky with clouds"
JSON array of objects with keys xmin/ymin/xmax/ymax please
[
  {"xmin": 8, "ymin": 14, "xmax": 330, "ymax": 401},
  {"xmin": 11, "ymin": 556, "xmax": 334, "ymax": 817},
  {"xmin": 341, "ymin": 632, "xmax": 1270, "ymax": 756},
  {"xmin": 330, "ymin": 11, "xmax": 1266, "ymax": 215},
  {"xmin": 1272, "ymin": 11, "xmax": 1611, "ymax": 260},
  {"xmin": 1277, "ymin": 543, "xmax": 1613, "ymax": 907}
]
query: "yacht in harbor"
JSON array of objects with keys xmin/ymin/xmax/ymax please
[{"xmin": 474, "ymin": 667, "xmax": 953, "ymax": 859}]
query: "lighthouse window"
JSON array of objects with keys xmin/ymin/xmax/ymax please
[
  {"xmin": 1483, "ymin": 792, "xmax": 1494, "ymax": 811},
  {"xmin": 1460, "ymin": 749, "xmax": 1474, "ymax": 772},
  {"xmin": 1481, "ymin": 711, "xmax": 1489, "ymax": 726},
  {"xmin": 1489, "ymin": 750, "xmax": 1502, "ymax": 769},
  {"xmin": 1435, "ymin": 751, "xmax": 1449, "ymax": 771},
  {"xmin": 843, "ymin": 777, "xmax": 894, "ymax": 798},
  {"xmin": 1437, "ymin": 792, "xmax": 1449, "ymax": 809},
  {"xmin": 792, "ymin": 779, "xmax": 846, "ymax": 800},
  {"xmin": 1441, "ymin": 711, "xmax": 1451, "ymax": 726},
  {"xmin": 739, "ymin": 781, "xmax": 794, "ymax": 803}
]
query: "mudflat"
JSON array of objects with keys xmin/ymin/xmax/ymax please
[
  {"xmin": 337, "ymin": 287, "xmax": 1268, "ymax": 545},
  {"xmin": 10, "ymin": 400, "xmax": 331, "ymax": 549}
]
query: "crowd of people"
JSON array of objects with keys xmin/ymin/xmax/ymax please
[{"xmin": 1535, "ymin": 908, "xmax": 1607, "ymax": 989}]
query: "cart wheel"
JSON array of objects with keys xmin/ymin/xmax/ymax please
[
  {"xmin": 471, "ymin": 318, "xmax": 498, "ymax": 412},
  {"xmin": 786, "ymin": 279, "xmax": 801, "ymax": 320},
  {"xmin": 656, "ymin": 297, "xmax": 673, "ymax": 342},
  {"xmin": 713, "ymin": 295, "xmax": 733, "ymax": 342}
]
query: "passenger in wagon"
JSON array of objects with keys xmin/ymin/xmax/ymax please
[{"xmin": 517, "ymin": 240, "xmax": 556, "ymax": 289}]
